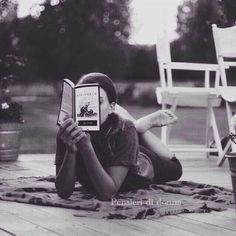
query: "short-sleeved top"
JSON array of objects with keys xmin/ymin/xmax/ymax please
[{"xmin": 55, "ymin": 113, "xmax": 154, "ymax": 192}]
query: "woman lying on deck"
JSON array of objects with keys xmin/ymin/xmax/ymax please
[{"xmin": 55, "ymin": 73, "xmax": 182, "ymax": 201}]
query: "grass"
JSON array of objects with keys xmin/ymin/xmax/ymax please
[{"xmin": 19, "ymin": 98, "xmax": 230, "ymax": 154}]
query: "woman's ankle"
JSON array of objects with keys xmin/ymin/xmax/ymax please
[{"xmin": 135, "ymin": 110, "xmax": 178, "ymax": 133}]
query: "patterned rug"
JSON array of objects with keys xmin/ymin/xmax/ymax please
[{"xmin": 0, "ymin": 176, "xmax": 234, "ymax": 219}]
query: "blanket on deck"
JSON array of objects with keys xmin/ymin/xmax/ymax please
[{"xmin": 0, "ymin": 176, "xmax": 234, "ymax": 219}]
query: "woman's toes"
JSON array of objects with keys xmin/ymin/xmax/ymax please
[{"xmin": 150, "ymin": 110, "xmax": 178, "ymax": 127}]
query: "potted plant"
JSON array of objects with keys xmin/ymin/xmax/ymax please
[{"xmin": 0, "ymin": 54, "xmax": 25, "ymax": 161}]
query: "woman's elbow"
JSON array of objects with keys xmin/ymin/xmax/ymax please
[
  {"xmin": 98, "ymin": 187, "xmax": 118, "ymax": 201},
  {"xmin": 57, "ymin": 189, "xmax": 73, "ymax": 199},
  {"xmin": 99, "ymin": 193, "xmax": 114, "ymax": 201},
  {"xmin": 55, "ymin": 181, "xmax": 74, "ymax": 199}
]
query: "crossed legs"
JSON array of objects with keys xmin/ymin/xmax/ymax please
[{"xmin": 114, "ymin": 104, "xmax": 177, "ymax": 159}]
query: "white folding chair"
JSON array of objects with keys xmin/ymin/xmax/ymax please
[
  {"xmin": 212, "ymin": 24, "xmax": 236, "ymax": 166},
  {"xmin": 155, "ymin": 33, "xmax": 223, "ymax": 160}
]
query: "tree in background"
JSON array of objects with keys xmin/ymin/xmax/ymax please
[
  {"xmin": 124, "ymin": 45, "xmax": 158, "ymax": 81},
  {"xmin": 0, "ymin": 0, "xmax": 23, "ymax": 89},
  {"xmin": 174, "ymin": 0, "xmax": 222, "ymax": 63},
  {"xmin": 174, "ymin": 0, "xmax": 236, "ymax": 63},
  {"xmin": 13, "ymin": 0, "xmax": 130, "ymax": 82},
  {"xmin": 222, "ymin": 0, "xmax": 236, "ymax": 26},
  {"xmin": 0, "ymin": 0, "xmax": 17, "ymax": 57}
]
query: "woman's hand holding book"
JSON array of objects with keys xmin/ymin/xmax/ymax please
[{"xmin": 59, "ymin": 118, "xmax": 89, "ymax": 152}]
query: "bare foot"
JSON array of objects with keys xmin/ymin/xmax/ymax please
[{"xmin": 135, "ymin": 110, "xmax": 178, "ymax": 133}]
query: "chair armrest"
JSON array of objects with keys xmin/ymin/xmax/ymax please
[
  {"xmin": 163, "ymin": 62, "xmax": 219, "ymax": 71},
  {"xmin": 224, "ymin": 61, "xmax": 236, "ymax": 67}
]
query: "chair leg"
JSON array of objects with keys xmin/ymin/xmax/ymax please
[
  {"xmin": 225, "ymin": 101, "xmax": 236, "ymax": 153},
  {"xmin": 217, "ymin": 101, "xmax": 234, "ymax": 166},
  {"xmin": 161, "ymin": 103, "xmax": 167, "ymax": 144},
  {"xmin": 210, "ymin": 107, "xmax": 223, "ymax": 162},
  {"xmin": 226, "ymin": 101, "xmax": 234, "ymax": 133},
  {"xmin": 205, "ymin": 101, "xmax": 211, "ymax": 159},
  {"xmin": 217, "ymin": 140, "xmax": 231, "ymax": 166}
]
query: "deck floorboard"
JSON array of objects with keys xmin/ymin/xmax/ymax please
[{"xmin": 0, "ymin": 153, "xmax": 234, "ymax": 235}]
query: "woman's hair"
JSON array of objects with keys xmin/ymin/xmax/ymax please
[{"xmin": 77, "ymin": 72, "xmax": 117, "ymax": 103}]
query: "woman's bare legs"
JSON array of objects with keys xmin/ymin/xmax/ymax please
[
  {"xmin": 135, "ymin": 110, "xmax": 177, "ymax": 133},
  {"xmin": 114, "ymin": 104, "xmax": 176, "ymax": 159},
  {"xmin": 115, "ymin": 104, "xmax": 177, "ymax": 131},
  {"xmin": 139, "ymin": 131, "xmax": 173, "ymax": 159}
]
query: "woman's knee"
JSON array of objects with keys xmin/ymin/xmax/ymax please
[{"xmin": 172, "ymin": 157, "xmax": 182, "ymax": 180}]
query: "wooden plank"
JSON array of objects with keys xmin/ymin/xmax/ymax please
[
  {"xmin": 0, "ymin": 227, "xmax": 18, "ymax": 236},
  {"xmin": 178, "ymin": 212, "xmax": 236, "ymax": 232},
  {"xmin": 211, "ymin": 208, "xmax": 236, "ymax": 219},
  {"xmin": 0, "ymin": 211, "xmax": 59, "ymax": 236},
  {"xmin": 117, "ymin": 219, "xmax": 200, "ymax": 236},
  {"xmin": 0, "ymin": 168, "xmax": 50, "ymax": 178},
  {"xmin": 9, "ymin": 200, "xmax": 195, "ymax": 236},
  {"xmin": 27, "ymin": 199, "xmax": 217, "ymax": 236},
  {"xmin": 14, "ymin": 162, "xmax": 54, "ymax": 176},
  {"xmin": 18, "ymin": 154, "xmax": 54, "ymax": 161},
  {"xmin": 154, "ymin": 214, "xmax": 236, "ymax": 236},
  {"xmin": 0, "ymin": 168, "xmax": 24, "ymax": 179},
  {"xmin": 23, "ymin": 203, "xmax": 150, "ymax": 236},
  {"xmin": 0, "ymin": 202, "xmax": 105, "ymax": 236},
  {"xmin": 0, "ymin": 201, "xmax": 142, "ymax": 236},
  {"xmin": 77, "ymin": 219, "xmax": 149, "ymax": 236},
  {"xmin": 1, "ymin": 153, "xmax": 235, "ymax": 235},
  {"xmin": 0, "ymin": 158, "xmax": 54, "ymax": 178}
]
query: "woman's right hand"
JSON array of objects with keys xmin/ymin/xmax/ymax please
[{"xmin": 58, "ymin": 118, "xmax": 86, "ymax": 152}]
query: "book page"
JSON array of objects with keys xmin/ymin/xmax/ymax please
[
  {"xmin": 74, "ymin": 84, "xmax": 100, "ymax": 131},
  {"xmin": 57, "ymin": 80, "xmax": 74, "ymax": 125}
]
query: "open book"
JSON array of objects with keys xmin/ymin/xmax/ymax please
[{"xmin": 57, "ymin": 79, "xmax": 100, "ymax": 131}]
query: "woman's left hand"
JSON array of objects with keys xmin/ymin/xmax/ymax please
[
  {"xmin": 76, "ymin": 131, "xmax": 91, "ymax": 147},
  {"xmin": 59, "ymin": 118, "xmax": 89, "ymax": 148}
]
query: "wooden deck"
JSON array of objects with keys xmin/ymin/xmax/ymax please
[{"xmin": 0, "ymin": 153, "xmax": 236, "ymax": 236}]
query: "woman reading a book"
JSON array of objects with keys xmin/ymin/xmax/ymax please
[{"xmin": 55, "ymin": 73, "xmax": 182, "ymax": 200}]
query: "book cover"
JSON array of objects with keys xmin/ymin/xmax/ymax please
[
  {"xmin": 57, "ymin": 79, "xmax": 74, "ymax": 125},
  {"xmin": 57, "ymin": 79, "xmax": 100, "ymax": 131},
  {"xmin": 74, "ymin": 84, "xmax": 100, "ymax": 131}
]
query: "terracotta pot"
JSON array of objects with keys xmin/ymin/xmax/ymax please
[
  {"xmin": 0, "ymin": 122, "xmax": 23, "ymax": 161},
  {"xmin": 226, "ymin": 152, "xmax": 236, "ymax": 208}
]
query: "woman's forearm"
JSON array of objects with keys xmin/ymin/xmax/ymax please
[
  {"xmin": 79, "ymin": 142, "xmax": 117, "ymax": 200},
  {"xmin": 55, "ymin": 149, "xmax": 77, "ymax": 199}
]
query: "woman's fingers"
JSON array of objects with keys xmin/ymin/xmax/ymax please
[
  {"xmin": 69, "ymin": 127, "xmax": 83, "ymax": 142},
  {"xmin": 60, "ymin": 118, "xmax": 73, "ymax": 129},
  {"xmin": 63, "ymin": 126, "xmax": 85, "ymax": 145},
  {"xmin": 59, "ymin": 118, "xmax": 73, "ymax": 136},
  {"xmin": 60, "ymin": 118, "xmax": 80, "ymax": 143},
  {"xmin": 71, "ymin": 132, "xmax": 86, "ymax": 145},
  {"xmin": 58, "ymin": 118, "xmax": 89, "ymax": 147},
  {"xmin": 63, "ymin": 122, "xmax": 77, "ymax": 140}
]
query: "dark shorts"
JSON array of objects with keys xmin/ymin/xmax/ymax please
[{"xmin": 140, "ymin": 146, "xmax": 183, "ymax": 184}]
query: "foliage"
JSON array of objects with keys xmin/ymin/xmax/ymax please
[
  {"xmin": 13, "ymin": 0, "xmax": 131, "ymax": 82},
  {"xmin": 124, "ymin": 45, "xmax": 158, "ymax": 81},
  {"xmin": 0, "ymin": 1, "xmax": 25, "ymax": 123},
  {"xmin": 0, "ymin": 102, "xmax": 23, "ymax": 123},
  {"xmin": 0, "ymin": 0, "xmax": 8, "ymax": 11},
  {"xmin": 0, "ymin": 54, "xmax": 25, "ymax": 123},
  {"xmin": 175, "ymin": 0, "xmax": 221, "ymax": 62},
  {"xmin": 0, "ymin": 0, "xmax": 17, "ymax": 22},
  {"xmin": 174, "ymin": 0, "xmax": 236, "ymax": 63},
  {"xmin": 221, "ymin": 0, "xmax": 236, "ymax": 26}
]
